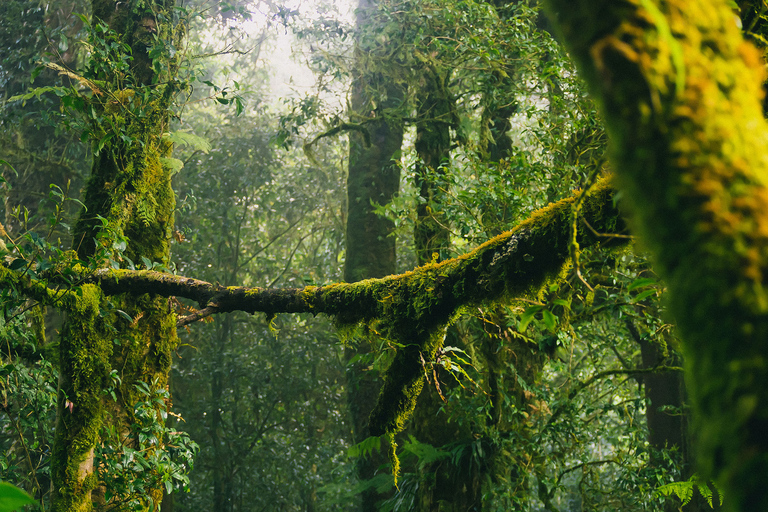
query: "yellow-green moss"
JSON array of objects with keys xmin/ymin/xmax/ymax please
[
  {"xmin": 51, "ymin": 284, "xmax": 112, "ymax": 512},
  {"xmin": 544, "ymin": 0, "xmax": 768, "ymax": 509}
]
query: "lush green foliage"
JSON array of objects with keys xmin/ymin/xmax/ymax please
[{"xmin": 0, "ymin": 0, "xmax": 712, "ymax": 511}]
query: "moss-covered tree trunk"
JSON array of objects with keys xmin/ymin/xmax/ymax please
[
  {"xmin": 344, "ymin": 0, "xmax": 404, "ymax": 508},
  {"xmin": 413, "ymin": 69, "xmax": 452, "ymax": 267},
  {"xmin": 51, "ymin": 1, "xmax": 179, "ymax": 510},
  {"xmin": 543, "ymin": 1, "xmax": 768, "ymax": 510}
]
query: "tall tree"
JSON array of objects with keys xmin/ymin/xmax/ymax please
[
  {"xmin": 344, "ymin": 0, "xmax": 404, "ymax": 508},
  {"xmin": 542, "ymin": 0, "xmax": 768, "ymax": 510},
  {"xmin": 51, "ymin": 1, "xmax": 184, "ymax": 510}
]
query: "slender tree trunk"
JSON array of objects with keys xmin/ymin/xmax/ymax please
[
  {"xmin": 344, "ymin": 1, "xmax": 404, "ymax": 509},
  {"xmin": 413, "ymin": 71, "xmax": 452, "ymax": 266}
]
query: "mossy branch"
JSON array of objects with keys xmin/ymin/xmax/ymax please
[
  {"xmin": 1, "ymin": 179, "xmax": 626, "ymax": 439},
  {"xmin": 80, "ymin": 178, "xmax": 624, "ymax": 319}
]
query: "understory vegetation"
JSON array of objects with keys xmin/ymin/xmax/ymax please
[{"xmin": 2, "ymin": 0, "xmax": 763, "ymax": 511}]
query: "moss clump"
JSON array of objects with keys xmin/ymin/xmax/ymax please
[{"xmin": 51, "ymin": 284, "xmax": 113, "ymax": 512}]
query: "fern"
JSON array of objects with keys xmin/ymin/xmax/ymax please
[{"xmin": 654, "ymin": 474, "xmax": 723, "ymax": 508}]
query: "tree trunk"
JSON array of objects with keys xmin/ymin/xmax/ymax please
[
  {"xmin": 344, "ymin": 0, "xmax": 404, "ymax": 509},
  {"xmin": 413, "ymin": 70, "xmax": 452, "ymax": 266},
  {"xmin": 543, "ymin": 1, "xmax": 768, "ymax": 509},
  {"xmin": 51, "ymin": 1, "xmax": 180, "ymax": 510}
]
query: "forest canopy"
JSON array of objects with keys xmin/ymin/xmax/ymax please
[{"xmin": 1, "ymin": 0, "xmax": 767, "ymax": 511}]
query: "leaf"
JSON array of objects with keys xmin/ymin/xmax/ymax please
[
  {"xmin": 0, "ymin": 160, "xmax": 18, "ymax": 177},
  {"xmin": 542, "ymin": 309, "xmax": 558, "ymax": 331},
  {"xmin": 631, "ymin": 289, "xmax": 658, "ymax": 303},
  {"xmin": 6, "ymin": 86, "xmax": 64, "ymax": 105},
  {"xmin": 628, "ymin": 277, "xmax": 656, "ymax": 291},
  {"xmin": 8, "ymin": 259, "xmax": 27, "ymax": 271},
  {"xmin": 159, "ymin": 157, "xmax": 184, "ymax": 176},
  {"xmin": 0, "ymin": 482, "xmax": 36, "ymax": 512},
  {"xmin": 162, "ymin": 131, "xmax": 211, "ymax": 154},
  {"xmin": 96, "ymin": 131, "xmax": 114, "ymax": 155},
  {"xmin": 519, "ymin": 305, "xmax": 543, "ymax": 331},
  {"xmin": 402, "ymin": 436, "xmax": 449, "ymax": 466},
  {"xmin": 115, "ymin": 310, "xmax": 133, "ymax": 323},
  {"xmin": 348, "ymin": 435, "xmax": 381, "ymax": 459},
  {"xmin": 654, "ymin": 480, "xmax": 693, "ymax": 505}
]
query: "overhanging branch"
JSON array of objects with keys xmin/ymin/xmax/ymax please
[
  {"xmin": 2, "ymin": 178, "xmax": 626, "ymax": 329},
  {"xmin": 84, "ymin": 178, "xmax": 625, "ymax": 327}
]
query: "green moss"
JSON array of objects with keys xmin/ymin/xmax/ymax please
[
  {"xmin": 310, "ymin": 179, "xmax": 624, "ymax": 446},
  {"xmin": 544, "ymin": 0, "xmax": 768, "ymax": 509},
  {"xmin": 51, "ymin": 284, "xmax": 112, "ymax": 512}
]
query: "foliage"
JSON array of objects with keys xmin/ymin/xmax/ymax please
[
  {"xmin": 0, "ymin": 482, "xmax": 36, "ymax": 512},
  {"xmin": 0, "ymin": 310, "xmax": 57, "ymax": 508},
  {"xmin": 96, "ymin": 379, "xmax": 199, "ymax": 511},
  {"xmin": 168, "ymin": 80, "xmax": 355, "ymax": 510},
  {"xmin": 655, "ymin": 475, "xmax": 723, "ymax": 509}
]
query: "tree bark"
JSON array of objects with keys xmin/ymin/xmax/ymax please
[
  {"xmin": 344, "ymin": 0, "xmax": 404, "ymax": 508},
  {"xmin": 543, "ymin": 1, "xmax": 768, "ymax": 509},
  {"xmin": 51, "ymin": 1, "xmax": 181, "ymax": 510}
]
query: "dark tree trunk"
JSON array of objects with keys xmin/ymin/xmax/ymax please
[{"xmin": 344, "ymin": 1, "xmax": 404, "ymax": 509}]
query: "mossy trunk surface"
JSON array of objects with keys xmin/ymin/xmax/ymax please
[
  {"xmin": 344, "ymin": 0, "xmax": 404, "ymax": 508},
  {"xmin": 543, "ymin": 0, "xmax": 768, "ymax": 509},
  {"xmin": 51, "ymin": 1, "xmax": 178, "ymax": 511}
]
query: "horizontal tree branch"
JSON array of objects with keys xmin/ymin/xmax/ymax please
[
  {"xmin": 2, "ymin": 177, "xmax": 626, "ymax": 438},
  {"xmin": 81, "ymin": 178, "xmax": 625, "ymax": 326},
  {"xmin": 3, "ymin": 179, "xmax": 626, "ymax": 327}
]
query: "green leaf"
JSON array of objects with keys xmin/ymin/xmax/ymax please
[
  {"xmin": 159, "ymin": 157, "xmax": 184, "ymax": 176},
  {"xmin": 0, "ymin": 160, "xmax": 18, "ymax": 177},
  {"xmin": 115, "ymin": 310, "xmax": 133, "ymax": 323},
  {"xmin": 0, "ymin": 482, "xmax": 36, "ymax": 512},
  {"xmin": 402, "ymin": 436, "xmax": 449, "ymax": 466},
  {"xmin": 6, "ymin": 86, "xmax": 64, "ymax": 105},
  {"xmin": 8, "ymin": 259, "xmax": 27, "ymax": 271},
  {"xmin": 542, "ymin": 309, "xmax": 558, "ymax": 331},
  {"xmin": 519, "ymin": 305, "xmax": 543, "ymax": 332},
  {"xmin": 631, "ymin": 289, "xmax": 658, "ymax": 303},
  {"xmin": 348, "ymin": 436, "xmax": 381, "ymax": 459},
  {"xmin": 628, "ymin": 277, "xmax": 656, "ymax": 291},
  {"xmin": 96, "ymin": 132, "xmax": 114, "ymax": 155},
  {"xmin": 162, "ymin": 131, "xmax": 211, "ymax": 154}
]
